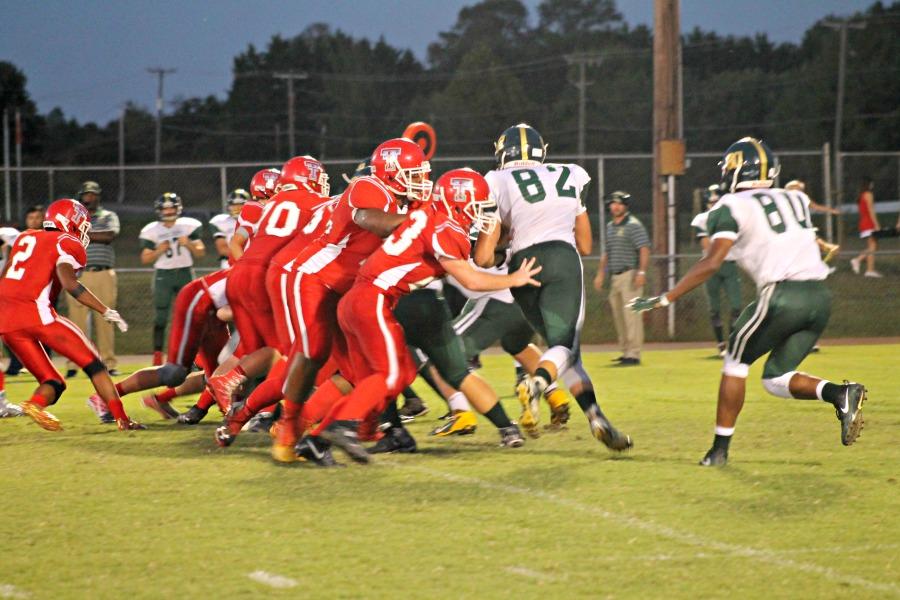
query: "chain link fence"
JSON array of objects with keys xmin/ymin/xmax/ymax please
[{"xmin": 3, "ymin": 150, "xmax": 899, "ymax": 354}]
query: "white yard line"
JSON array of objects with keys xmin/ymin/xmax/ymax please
[
  {"xmin": 0, "ymin": 584, "xmax": 29, "ymax": 599},
  {"xmin": 247, "ymin": 571, "xmax": 298, "ymax": 589},
  {"xmin": 390, "ymin": 463, "xmax": 900, "ymax": 595}
]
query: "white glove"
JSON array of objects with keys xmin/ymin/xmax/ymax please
[{"xmin": 102, "ymin": 308, "xmax": 129, "ymax": 332}]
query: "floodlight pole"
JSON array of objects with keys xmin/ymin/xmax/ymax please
[
  {"xmin": 565, "ymin": 53, "xmax": 602, "ymax": 157},
  {"xmin": 147, "ymin": 67, "xmax": 176, "ymax": 165},
  {"xmin": 273, "ymin": 72, "xmax": 308, "ymax": 157}
]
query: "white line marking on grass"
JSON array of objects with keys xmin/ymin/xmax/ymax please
[
  {"xmin": 247, "ymin": 571, "xmax": 298, "ymax": 589},
  {"xmin": 0, "ymin": 584, "xmax": 30, "ymax": 599},
  {"xmin": 505, "ymin": 566, "xmax": 557, "ymax": 581},
  {"xmin": 390, "ymin": 463, "xmax": 900, "ymax": 596}
]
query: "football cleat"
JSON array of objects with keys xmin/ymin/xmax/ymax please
[
  {"xmin": 398, "ymin": 396, "xmax": 429, "ymax": 422},
  {"xmin": 176, "ymin": 404, "xmax": 208, "ymax": 425},
  {"xmin": 214, "ymin": 425, "xmax": 236, "ymax": 447},
  {"xmin": 836, "ymin": 382, "xmax": 866, "ymax": 446},
  {"xmin": 430, "ymin": 410, "xmax": 477, "ymax": 437},
  {"xmin": 369, "ymin": 425, "xmax": 417, "ymax": 454},
  {"xmin": 544, "ymin": 389, "xmax": 570, "ymax": 431},
  {"xmin": 141, "ymin": 393, "xmax": 180, "ymax": 420},
  {"xmin": 86, "ymin": 394, "xmax": 114, "ymax": 424},
  {"xmin": 587, "ymin": 407, "xmax": 633, "ymax": 452},
  {"xmin": 498, "ymin": 424, "xmax": 525, "ymax": 448},
  {"xmin": 21, "ymin": 401, "xmax": 62, "ymax": 431},
  {"xmin": 207, "ymin": 371, "xmax": 246, "ymax": 415},
  {"xmin": 717, "ymin": 342, "xmax": 727, "ymax": 358},
  {"xmin": 242, "ymin": 411, "xmax": 275, "ymax": 434},
  {"xmin": 320, "ymin": 420, "xmax": 371, "ymax": 464},
  {"xmin": 271, "ymin": 443, "xmax": 299, "ymax": 464},
  {"xmin": 515, "ymin": 375, "xmax": 544, "ymax": 438},
  {"xmin": 0, "ymin": 393, "xmax": 24, "ymax": 418},
  {"xmin": 295, "ymin": 436, "xmax": 341, "ymax": 467},
  {"xmin": 116, "ymin": 418, "xmax": 146, "ymax": 431},
  {"xmin": 699, "ymin": 446, "xmax": 728, "ymax": 467}
]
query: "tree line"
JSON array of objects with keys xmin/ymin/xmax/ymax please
[{"xmin": 2, "ymin": 0, "xmax": 899, "ymax": 166}]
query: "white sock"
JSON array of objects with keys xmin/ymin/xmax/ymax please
[
  {"xmin": 448, "ymin": 392, "xmax": 471, "ymax": 413},
  {"xmin": 815, "ymin": 380, "xmax": 829, "ymax": 401},
  {"xmin": 715, "ymin": 425, "xmax": 735, "ymax": 436}
]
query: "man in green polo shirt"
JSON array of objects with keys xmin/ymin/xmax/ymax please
[{"xmin": 66, "ymin": 181, "xmax": 122, "ymax": 378}]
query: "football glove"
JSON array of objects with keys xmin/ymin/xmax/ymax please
[
  {"xmin": 627, "ymin": 294, "xmax": 670, "ymax": 313},
  {"xmin": 102, "ymin": 309, "xmax": 129, "ymax": 332}
]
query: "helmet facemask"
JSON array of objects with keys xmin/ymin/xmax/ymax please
[{"xmin": 388, "ymin": 156, "xmax": 433, "ymax": 203}]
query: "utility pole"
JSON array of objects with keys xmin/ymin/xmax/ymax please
[
  {"xmin": 565, "ymin": 53, "xmax": 602, "ymax": 157},
  {"xmin": 653, "ymin": 0, "xmax": 684, "ymax": 338},
  {"xmin": 272, "ymin": 72, "xmax": 308, "ymax": 157},
  {"xmin": 118, "ymin": 106, "xmax": 126, "ymax": 203},
  {"xmin": 3, "ymin": 109, "xmax": 10, "ymax": 222},
  {"xmin": 147, "ymin": 67, "xmax": 176, "ymax": 165},
  {"xmin": 823, "ymin": 18, "xmax": 865, "ymax": 233}
]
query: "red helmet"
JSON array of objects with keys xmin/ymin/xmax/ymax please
[
  {"xmin": 250, "ymin": 168, "xmax": 281, "ymax": 201},
  {"xmin": 44, "ymin": 199, "xmax": 91, "ymax": 247},
  {"xmin": 370, "ymin": 138, "xmax": 432, "ymax": 202},
  {"xmin": 279, "ymin": 155, "xmax": 330, "ymax": 196},
  {"xmin": 434, "ymin": 168, "xmax": 496, "ymax": 234}
]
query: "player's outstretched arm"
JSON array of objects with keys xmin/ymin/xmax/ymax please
[
  {"xmin": 473, "ymin": 225, "xmax": 502, "ymax": 268},
  {"xmin": 441, "ymin": 256, "xmax": 541, "ymax": 292},
  {"xmin": 353, "ymin": 208, "xmax": 407, "ymax": 237},
  {"xmin": 629, "ymin": 237, "xmax": 732, "ymax": 312},
  {"xmin": 57, "ymin": 263, "xmax": 128, "ymax": 332}
]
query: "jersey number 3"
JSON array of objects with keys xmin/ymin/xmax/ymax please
[{"xmin": 384, "ymin": 210, "xmax": 427, "ymax": 256}]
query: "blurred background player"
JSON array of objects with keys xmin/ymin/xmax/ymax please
[
  {"xmin": 0, "ymin": 199, "xmax": 140, "ymax": 431},
  {"xmin": 139, "ymin": 193, "xmax": 205, "ymax": 365},
  {"xmin": 477, "ymin": 124, "xmax": 632, "ymax": 451},
  {"xmin": 784, "ymin": 179, "xmax": 841, "ymax": 265},
  {"xmin": 593, "ymin": 191, "xmax": 650, "ymax": 366},
  {"xmin": 65, "ymin": 181, "xmax": 121, "ymax": 378},
  {"xmin": 850, "ymin": 177, "xmax": 882, "ymax": 278},
  {"xmin": 209, "ymin": 188, "xmax": 250, "ymax": 268},
  {"xmin": 630, "ymin": 137, "xmax": 867, "ymax": 466},
  {"xmin": 691, "ymin": 184, "xmax": 741, "ymax": 356}
]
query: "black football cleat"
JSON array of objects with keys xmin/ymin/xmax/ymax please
[
  {"xmin": 699, "ymin": 446, "xmax": 728, "ymax": 467},
  {"xmin": 176, "ymin": 404, "xmax": 208, "ymax": 425},
  {"xmin": 498, "ymin": 425, "xmax": 525, "ymax": 448},
  {"xmin": 836, "ymin": 382, "xmax": 867, "ymax": 446},
  {"xmin": 398, "ymin": 397, "xmax": 429, "ymax": 422},
  {"xmin": 587, "ymin": 408, "xmax": 633, "ymax": 452},
  {"xmin": 319, "ymin": 420, "xmax": 371, "ymax": 464},
  {"xmin": 295, "ymin": 436, "xmax": 341, "ymax": 467},
  {"xmin": 369, "ymin": 425, "xmax": 417, "ymax": 454}
]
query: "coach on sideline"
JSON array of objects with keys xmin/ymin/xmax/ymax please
[
  {"xmin": 66, "ymin": 181, "xmax": 121, "ymax": 377},
  {"xmin": 593, "ymin": 191, "xmax": 650, "ymax": 366}
]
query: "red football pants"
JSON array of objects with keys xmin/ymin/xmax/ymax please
[{"xmin": 1, "ymin": 316, "xmax": 100, "ymax": 384}]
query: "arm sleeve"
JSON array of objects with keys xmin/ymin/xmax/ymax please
[
  {"xmin": 57, "ymin": 236, "xmax": 87, "ymax": 269},
  {"xmin": 189, "ymin": 227, "xmax": 202, "ymax": 241},
  {"xmin": 707, "ymin": 204, "xmax": 739, "ymax": 241},
  {"xmin": 348, "ymin": 178, "xmax": 392, "ymax": 211},
  {"xmin": 431, "ymin": 221, "xmax": 471, "ymax": 261},
  {"xmin": 140, "ymin": 238, "xmax": 156, "ymax": 250},
  {"xmin": 690, "ymin": 212, "xmax": 708, "ymax": 238}
]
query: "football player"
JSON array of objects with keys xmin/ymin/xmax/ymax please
[
  {"xmin": 139, "ymin": 193, "xmax": 205, "ymax": 365},
  {"xmin": 210, "ymin": 189, "xmax": 250, "ymax": 268},
  {"xmin": 691, "ymin": 185, "xmax": 742, "ymax": 356},
  {"xmin": 227, "ymin": 168, "xmax": 280, "ymax": 262},
  {"xmin": 475, "ymin": 124, "xmax": 632, "ymax": 451},
  {"xmin": 630, "ymin": 137, "xmax": 867, "ymax": 466},
  {"xmin": 207, "ymin": 156, "xmax": 332, "ymax": 414},
  {"xmin": 269, "ymin": 138, "xmax": 425, "ymax": 462},
  {"xmin": 298, "ymin": 167, "xmax": 541, "ymax": 465},
  {"xmin": 0, "ymin": 200, "xmax": 141, "ymax": 430}
]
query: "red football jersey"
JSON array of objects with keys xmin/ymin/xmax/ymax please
[
  {"xmin": 238, "ymin": 189, "xmax": 330, "ymax": 264},
  {"xmin": 271, "ymin": 197, "xmax": 337, "ymax": 271},
  {"xmin": 294, "ymin": 176, "xmax": 404, "ymax": 294},
  {"xmin": 356, "ymin": 205, "xmax": 470, "ymax": 299},
  {"xmin": 0, "ymin": 230, "xmax": 86, "ymax": 332},
  {"xmin": 236, "ymin": 201, "xmax": 265, "ymax": 240}
]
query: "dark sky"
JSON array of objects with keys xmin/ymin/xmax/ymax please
[{"xmin": 1, "ymin": 0, "xmax": 873, "ymax": 126}]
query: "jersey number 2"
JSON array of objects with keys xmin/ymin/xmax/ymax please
[{"xmin": 5, "ymin": 235, "xmax": 36, "ymax": 280}]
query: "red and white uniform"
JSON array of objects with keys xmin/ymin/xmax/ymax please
[
  {"xmin": 309, "ymin": 207, "xmax": 469, "ymax": 435},
  {"xmin": 857, "ymin": 191, "xmax": 876, "ymax": 236},
  {"xmin": 0, "ymin": 230, "xmax": 98, "ymax": 382},
  {"xmin": 226, "ymin": 189, "xmax": 329, "ymax": 353},
  {"xmin": 266, "ymin": 198, "xmax": 335, "ymax": 354},
  {"xmin": 287, "ymin": 176, "xmax": 405, "ymax": 364},
  {"xmin": 166, "ymin": 268, "xmax": 231, "ymax": 375}
]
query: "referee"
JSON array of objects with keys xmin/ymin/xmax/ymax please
[
  {"xmin": 66, "ymin": 181, "xmax": 121, "ymax": 377},
  {"xmin": 593, "ymin": 191, "xmax": 650, "ymax": 366}
]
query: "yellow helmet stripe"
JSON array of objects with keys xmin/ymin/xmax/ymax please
[
  {"xmin": 748, "ymin": 138, "xmax": 768, "ymax": 180},
  {"xmin": 519, "ymin": 126, "xmax": 529, "ymax": 162}
]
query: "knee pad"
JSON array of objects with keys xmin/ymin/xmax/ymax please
[
  {"xmin": 43, "ymin": 379, "xmax": 67, "ymax": 404},
  {"xmin": 762, "ymin": 371, "xmax": 798, "ymax": 399},
  {"xmin": 158, "ymin": 363, "xmax": 189, "ymax": 388},
  {"xmin": 722, "ymin": 356, "xmax": 749, "ymax": 378},
  {"xmin": 542, "ymin": 345, "xmax": 574, "ymax": 375},
  {"xmin": 82, "ymin": 359, "xmax": 107, "ymax": 378}
]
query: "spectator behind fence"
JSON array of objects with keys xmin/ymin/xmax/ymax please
[
  {"xmin": 593, "ymin": 191, "xmax": 650, "ymax": 366},
  {"xmin": 850, "ymin": 177, "xmax": 882, "ymax": 278},
  {"xmin": 4, "ymin": 205, "xmax": 45, "ymax": 376},
  {"xmin": 139, "ymin": 193, "xmax": 204, "ymax": 366},
  {"xmin": 65, "ymin": 181, "xmax": 121, "ymax": 378}
]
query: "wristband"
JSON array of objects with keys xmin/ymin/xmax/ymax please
[
  {"xmin": 659, "ymin": 294, "xmax": 670, "ymax": 307},
  {"xmin": 71, "ymin": 283, "xmax": 87, "ymax": 298}
]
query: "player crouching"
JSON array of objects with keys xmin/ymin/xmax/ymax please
[{"xmin": 0, "ymin": 200, "xmax": 142, "ymax": 431}]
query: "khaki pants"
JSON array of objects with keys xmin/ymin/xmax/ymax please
[
  {"xmin": 609, "ymin": 270, "xmax": 644, "ymax": 359},
  {"xmin": 67, "ymin": 269, "xmax": 118, "ymax": 370}
]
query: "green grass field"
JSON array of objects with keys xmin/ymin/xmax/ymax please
[{"xmin": 1, "ymin": 346, "xmax": 898, "ymax": 599}]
